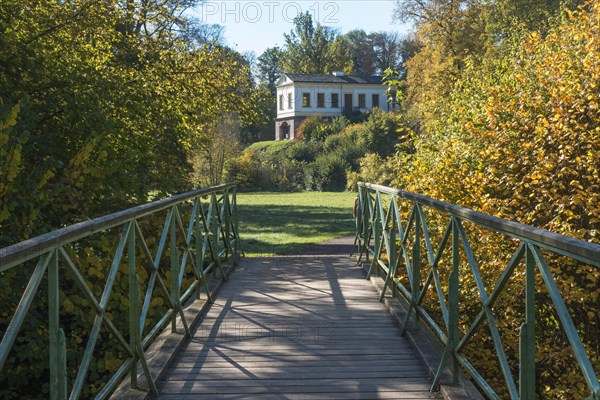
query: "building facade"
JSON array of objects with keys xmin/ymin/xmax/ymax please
[{"xmin": 275, "ymin": 72, "xmax": 387, "ymax": 140}]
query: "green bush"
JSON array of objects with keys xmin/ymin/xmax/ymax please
[
  {"xmin": 247, "ymin": 140, "xmax": 293, "ymax": 154},
  {"xmin": 295, "ymin": 115, "xmax": 326, "ymax": 142},
  {"xmin": 355, "ymin": 108, "xmax": 399, "ymax": 157},
  {"xmin": 283, "ymin": 141, "xmax": 322, "ymax": 162},
  {"xmin": 225, "ymin": 149, "xmax": 259, "ymax": 190},
  {"xmin": 346, "ymin": 153, "xmax": 395, "ymax": 190},
  {"xmin": 342, "ymin": 110, "xmax": 369, "ymax": 124},
  {"xmin": 310, "ymin": 153, "xmax": 350, "ymax": 191},
  {"xmin": 323, "ymin": 131, "xmax": 352, "ymax": 153},
  {"xmin": 310, "ymin": 116, "xmax": 350, "ymax": 142},
  {"xmin": 331, "ymin": 141, "xmax": 364, "ymax": 171},
  {"xmin": 238, "ymin": 111, "xmax": 401, "ymax": 192}
]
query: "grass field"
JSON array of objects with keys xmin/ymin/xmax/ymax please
[
  {"xmin": 246, "ymin": 140, "xmax": 293, "ymax": 154},
  {"xmin": 236, "ymin": 191, "xmax": 356, "ymax": 256}
]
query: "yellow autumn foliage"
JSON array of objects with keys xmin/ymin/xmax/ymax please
[{"xmin": 394, "ymin": 3, "xmax": 599, "ymax": 398}]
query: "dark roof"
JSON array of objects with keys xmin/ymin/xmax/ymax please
[{"xmin": 283, "ymin": 73, "xmax": 383, "ymax": 85}]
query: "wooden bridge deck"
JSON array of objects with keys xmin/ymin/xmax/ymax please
[{"xmin": 158, "ymin": 241, "xmax": 440, "ymax": 399}]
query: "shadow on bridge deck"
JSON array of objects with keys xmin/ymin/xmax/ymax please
[{"xmin": 157, "ymin": 236, "xmax": 440, "ymax": 399}]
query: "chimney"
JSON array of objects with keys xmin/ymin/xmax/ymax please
[{"xmin": 332, "ymin": 71, "xmax": 344, "ymax": 77}]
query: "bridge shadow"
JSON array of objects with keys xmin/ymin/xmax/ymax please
[
  {"xmin": 158, "ymin": 237, "xmax": 436, "ymax": 399},
  {"xmin": 238, "ymin": 204, "xmax": 356, "ymax": 255}
]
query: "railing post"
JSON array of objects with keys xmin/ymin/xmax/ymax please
[
  {"xmin": 128, "ymin": 221, "xmax": 159, "ymax": 395},
  {"xmin": 195, "ymin": 198, "xmax": 212, "ymax": 302},
  {"xmin": 449, "ymin": 218, "xmax": 460, "ymax": 384},
  {"xmin": 231, "ymin": 187, "xmax": 240, "ymax": 261},
  {"xmin": 355, "ymin": 185, "xmax": 371, "ymax": 263},
  {"xmin": 520, "ymin": 244, "xmax": 536, "ymax": 399},
  {"xmin": 128, "ymin": 225, "xmax": 139, "ymax": 389},
  {"xmin": 362, "ymin": 188, "xmax": 370, "ymax": 262},
  {"xmin": 210, "ymin": 193, "xmax": 226, "ymax": 279},
  {"xmin": 353, "ymin": 186, "xmax": 361, "ymax": 256},
  {"xmin": 223, "ymin": 189, "xmax": 232, "ymax": 260},
  {"xmin": 389, "ymin": 198, "xmax": 398, "ymax": 299},
  {"xmin": 431, "ymin": 217, "xmax": 461, "ymax": 390},
  {"xmin": 412, "ymin": 203, "xmax": 421, "ymax": 329},
  {"xmin": 367, "ymin": 192, "xmax": 382, "ymax": 279},
  {"xmin": 170, "ymin": 207, "xmax": 179, "ymax": 333},
  {"xmin": 49, "ymin": 249, "xmax": 67, "ymax": 400}
]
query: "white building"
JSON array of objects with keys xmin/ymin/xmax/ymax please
[{"xmin": 275, "ymin": 72, "xmax": 388, "ymax": 140}]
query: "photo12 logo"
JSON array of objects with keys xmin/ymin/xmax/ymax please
[{"xmin": 200, "ymin": 1, "xmax": 340, "ymax": 24}]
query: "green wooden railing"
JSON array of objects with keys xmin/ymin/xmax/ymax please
[
  {"xmin": 0, "ymin": 183, "xmax": 240, "ymax": 399},
  {"xmin": 355, "ymin": 182, "xmax": 600, "ymax": 400}
]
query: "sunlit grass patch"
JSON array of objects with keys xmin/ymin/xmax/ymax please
[{"xmin": 236, "ymin": 191, "xmax": 356, "ymax": 256}]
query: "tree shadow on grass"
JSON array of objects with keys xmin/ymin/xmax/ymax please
[{"xmin": 238, "ymin": 204, "xmax": 355, "ymax": 255}]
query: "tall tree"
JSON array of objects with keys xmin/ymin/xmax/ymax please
[
  {"xmin": 371, "ymin": 31, "xmax": 403, "ymax": 74},
  {"xmin": 116, "ymin": 0, "xmax": 200, "ymax": 39},
  {"xmin": 185, "ymin": 19, "xmax": 225, "ymax": 47},
  {"xmin": 190, "ymin": 113, "xmax": 243, "ymax": 186},
  {"xmin": 392, "ymin": 0, "xmax": 581, "ymax": 132},
  {"xmin": 281, "ymin": 12, "xmax": 351, "ymax": 73},
  {"xmin": 257, "ymin": 46, "xmax": 282, "ymax": 95},
  {"xmin": 344, "ymin": 29, "xmax": 376, "ymax": 75},
  {"xmin": 343, "ymin": 30, "xmax": 405, "ymax": 75},
  {"xmin": 392, "ymin": 0, "xmax": 487, "ymax": 131},
  {"xmin": 398, "ymin": 33, "xmax": 422, "ymax": 78},
  {"xmin": 0, "ymin": 0, "xmax": 263, "ymax": 247}
]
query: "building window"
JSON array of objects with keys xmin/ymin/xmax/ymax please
[
  {"xmin": 302, "ymin": 93, "xmax": 311, "ymax": 108},
  {"xmin": 331, "ymin": 93, "xmax": 339, "ymax": 108},
  {"xmin": 372, "ymin": 94, "xmax": 380, "ymax": 109},
  {"xmin": 288, "ymin": 93, "xmax": 293, "ymax": 109},
  {"xmin": 358, "ymin": 94, "xmax": 366, "ymax": 108},
  {"xmin": 279, "ymin": 94, "xmax": 284, "ymax": 110},
  {"xmin": 317, "ymin": 93, "xmax": 325, "ymax": 108}
]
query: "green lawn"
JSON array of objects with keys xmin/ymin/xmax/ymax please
[
  {"xmin": 236, "ymin": 191, "xmax": 356, "ymax": 256},
  {"xmin": 247, "ymin": 140, "xmax": 293, "ymax": 154}
]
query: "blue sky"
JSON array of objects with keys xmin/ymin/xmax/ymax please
[{"xmin": 190, "ymin": 1, "xmax": 413, "ymax": 56}]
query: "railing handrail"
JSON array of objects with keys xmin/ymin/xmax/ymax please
[
  {"xmin": 0, "ymin": 183, "xmax": 236, "ymax": 271},
  {"xmin": 359, "ymin": 182, "xmax": 600, "ymax": 267},
  {"xmin": 0, "ymin": 183, "xmax": 240, "ymax": 399},
  {"xmin": 356, "ymin": 182, "xmax": 600, "ymax": 400}
]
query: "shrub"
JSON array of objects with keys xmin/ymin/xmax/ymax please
[
  {"xmin": 343, "ymin": 110, "xmax": 369, "ymax": 124},
  {"xmin": 310, "ymin": 116, "xmax": 350, "ymax": 142},
  {"xmin": 295, "ymin": 115, "xmax": 326, "ymax": 142},
  {"xmin": 311, "ymin": 153, "xmax": 350, "ymax": 191},
  {"xmin": 296, "ymin": 115, "xmax": 351, "ymax": 143},
  {"xmin": 346, "ymin": 153, "xmax": 395, "ymax": 190},
  {"xmin": 355, "ymin": 108, "xmax": 399, "ymax": 157},
  {"xmin": 323, "ymin": 131, "xmax": 353, "ymax": 153},
  {"xmin": 225, "ymin": 149, "xmax": 259, "ymax": 190},
  {"xmin": 283, "ymin": 141, "xmax": 322, "ymax": 163}
]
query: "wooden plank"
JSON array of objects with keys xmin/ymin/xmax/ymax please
[
  {"xmin": 181, "ymin": 344, "xmax": 416, "ymax": 352},
  {"xmin": 175, "ymin": 353, "xmax": 419, "ymax": 362},
  {"xmin": 157, "ymin": 254, "xmax": 439, "ymax": 398},
  {"xmin": 182, "ymin": 342, "xmax": 414, "ymax": 350},
  {"xmin": 159, "ymin": 379, "xmax": 434, "ymax": 391},
  {"xmin": 166, "ymin": 366, "xmax": 429, "ymax": 375},
  {"xmin": 163, "ymin": 371, "xmax": 430, "ymax": 381},
  {"xmin": 158, "ymin": 392, "xmax": 438, "ymax": 399},
  {"xmin": 171, "ymin": 359, "xmax": 421, "ymax": 368},
  {"xmin": 178, "ymin": 352, "xmax": 414, "ymax": 365}
]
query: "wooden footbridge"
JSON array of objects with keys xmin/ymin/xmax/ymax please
[
  {"xmin": 0, "ymin": 183, "xmax": 599, "ymax": 400},
  {"xmin": 156, "ymin": 243, "xmax": 438, "ymax": 399}
]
